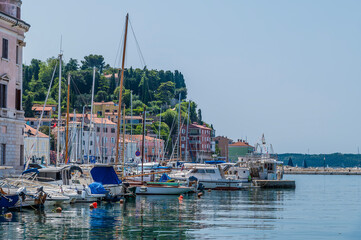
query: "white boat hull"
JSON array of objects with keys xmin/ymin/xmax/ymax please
[{"xmin": 135, "ymin": 185, "xmax": 193, "ymax": 195}]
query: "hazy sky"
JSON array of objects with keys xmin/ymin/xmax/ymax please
[{"xmin": 22, "ymin": 1, "xmax": 361, "ymax": 154}]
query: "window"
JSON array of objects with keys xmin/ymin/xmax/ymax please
[
  {"xmin": 15, "ymin": 89, "xmax": 21, "ymax": 110},
  {"xmin": 103, "ymin": 137, "xmax": 107, "ymax": 143},
  {"xmin": 97, "ymin": 127, "xmax": 100, "ymax": 132},
  {"xmin": 83, "ymin": 141, "xmax": 85, "ymax": 145},
  {"xmin": 20, "ymin": 145, "xmax": 24, "ymax": 166},
  {"xmin": 0, "ymin": 144, "xmax": 5, "ymax": 165},
  {"xmin": 182, "ymin": 137, "xmax": 185, "ymax": 141},
  {"xmin": 198, "ymin": 169, "xmax": 205, "ymax": 173},
  {"xmin": 16, "ymin": 7, "xmax": 20, "ymax": 19},
  {"xmin": 181, "ymin": 144, "xmax": 184, "ymax": 148},
  {"xmin": 2, "ymin": 39, "xmax": 8, "ymax": 59},
  {"xmin": 182, "ymin": 129, "xmax": 185, "ymax": 134},
  {"xmin": 103, "ymin": 127, "xmax": 107, "ymax": 133},
  {"xmin": 111, "ymin": 137, "xmax": 115, "ymax": 143},
  {"xmin": 111, "ymin": 128, "xmax": 115, "ymax": 133},
  {"xmin": 206, "ymin": 169, "xmax": 215, "ymax": 174},
  {"xmin": 0, "ymin": 83, "xmax": 6, "ymax": 108},
  {"xmin": 90, "ymin": 141, "xmax": 93, "ymax": 146},
  {"xmin": 16, "ymin": 45, "xmax": 19, "ymax": 64}
]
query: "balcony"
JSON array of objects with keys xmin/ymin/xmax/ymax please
[{"xmin": 0, "ymin": 108, "xmax": 24, "ymax": 120}]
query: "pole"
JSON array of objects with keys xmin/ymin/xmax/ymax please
[
  {"xmin": 80, "ymin": 106, "xmax": 85, "ymax": 163},
  {"xmin": 87, "ymin": 67, "xmax": 96, "ymax": 164},
  {"xmin": 185, "ymin": 101, "xmax": 190, "ymax": 162},
  {"xmin": 65, "ymin": 74, "xmax": 70, "ymax": 164},
  {"xmin": 122, "ymin": 105, "xmax": 126, "ymax": 178},
  {"xmin": 141, "ymin": 106, "xmax": 146, "ymax": 182},
  {"xmin": 157, "ymin": 109, "xmax": 162, "ymax": 161},
  {"xmin": 115, "ymin": 13, "xmax": 129, "ymax": 165},
  {"xmin": 178, "ymin": 94, "xmax": 182, "ymax": 160},
  {"xmin": 56, "ymin": 53, "xmax": 62, "ymax": 166},
  {"xmin": 130, "ymin": 91, "xmax": 133, "ymax": 159}
]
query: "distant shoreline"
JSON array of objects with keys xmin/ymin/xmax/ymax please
[{"xmin": 284, "ymin": 167, "xmax": 361, "ymax": 175}]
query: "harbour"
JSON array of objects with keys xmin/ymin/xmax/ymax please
[{"xmin": 0, "ymin": 174, "xmax": 360, "ymax": 239}]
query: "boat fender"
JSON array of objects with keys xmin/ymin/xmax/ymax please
[
  {"xmin": 120, "ymin": 199, "xmax": 124, "ymax": 204},
  {"xmin": 4, "ymin": 213, "xmax": 12, "ymax": 219},
  {"xmin": 55, "ymin": 207, "xmax": 62, "ymax": 213},
  {"xmin": 198, "ymin": 192, "xmax": 203, "ymax": 198}
]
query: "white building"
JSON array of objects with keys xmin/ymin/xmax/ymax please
[{"xmin": 24, "ymin": 124, "xmax": 50, "ymax": 166}]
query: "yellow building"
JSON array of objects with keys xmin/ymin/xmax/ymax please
[{"xmin": 93, "ymin": 101, "xmax": 118, "ymax": 117}]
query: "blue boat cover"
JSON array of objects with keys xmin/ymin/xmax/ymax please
[
  {"xmin": 90, "ymin": 166, "xmax": 122, "ymax": 185},
  {"xmin": 88, "ymin": 182, "xmax": 108, "ymax": 194},
  {"xmin": 21, "ymin": 168, "xmax": 39, "ymax": 175},
  {"xmin": 205, "ymin": 160, "xmax": 226, "ymax": 164},
  {"xmin": 159, "ymin": 173, "xmax": 171, "ymax": 182}
]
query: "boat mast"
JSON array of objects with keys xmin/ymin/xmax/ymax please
[
  {"xmin": 56, "ymin": 53, "xmax": 62, "ymax": 166},
  {"xmin": 185, "ymin": 101, "xmax": 190, "ymax": 162},
  {"xmin": 178, "ymin": 94, "xmax": 182, "ymax": 160},
  {"xmin": 122, "ymin": 105, "xmax": 126, "ymax": 177},
  {"xmin": 130, "ymin": 90, "xmax": 133, "ymax": 159},
  {"xmin": 141, "ymin": 106, "xmax": 146, "ymax": 182},
  {"xmin": 65, "ymin": 74, "xmax": 71, "ymax": 164},
  {"xmin": 87, "ymin": 66, "xmax": 96, "ymax": 164},
  {"xmin": 157, "ymin": 109, "xmax": 162, "ymax": 161},
  {"xmin": 115, "ymin": 13, "xmax": 129, "ymax": 165}
]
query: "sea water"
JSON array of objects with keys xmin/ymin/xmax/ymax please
[{"xmin": 0, "ymin": 175, "xmax": 361, "ymax": 239}]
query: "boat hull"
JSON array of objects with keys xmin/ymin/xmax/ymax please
[{"xmin": 134, "ymin": 185, "xmax": 194, "ymax": 195}]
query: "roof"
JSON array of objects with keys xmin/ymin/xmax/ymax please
[
  {"xmin": 229, "ymin": 141, "xmax": 254, "ymax": 148},
  {"xmin": 93, "ymin": 101, "xmax": 117, "ymax": 106},
  {"xmin": 25, "ymin": 118, "xmax": 53, "ymax": 122},
  {"xmin": 91, "ymin": 117, "xmax": 116, "ymax": 125},
  {"xmin": 24, "ymin": 124, "xmax": 49, "ymax": 138},
  {"xmin": 104, "ymin": 73, "xmax": 119, "ymax": 79},
  {"xmin": 126, "ymin": 134, "xmax": 164, "ymax": 143},
  {"xmin": 189, "ymin": 123, "xmax": 212, "ymax": 131},
  {"xmin": 32, "ymin": 106, "xmax": 53, "ymax": 111}
]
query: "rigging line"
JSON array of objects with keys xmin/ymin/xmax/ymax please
[
  {"xmin": 69, "ymin": 76, "xmax": 89, "ymax": 107},
  {"xmin": 129, "ymin": 18, "xmax": 146, "ymax": 67},
  {"xmin": 113, "ymin": 19, "xmax": 126, "ymax": 69}
]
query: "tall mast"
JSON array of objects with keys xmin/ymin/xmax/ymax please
[
  {"xmin": 185, "ymin": 101, "xmax": 190, "ymax": 162},
  {"xmin": 115, "ymin": 13, "xmax": 129, "ymax": 165},
  {"xmin": 130, "ymin": 90, "xmax": 133, "ymax": 159},
  {"xmin": 80, "ymin": 106, "xmax": 85, "ymax": 163},
  {"xmin": 141, "ymin": 106, "xmax": 146, "ymax": 182},
  {"xmin": 122, "ymin": 105, "xmax": 126, "ymax": 177},
  {"xmin": 87, "ymin": 66, "xmax": 96, "ymax": 164},
  {"xmin": 65, "ymin": 74, "xmax": 71, "ymax": 164},
  {"xmin": 178, "ymin": 94, "xmax": 182, "ymax": 160},
  {"xmin": 56, "ymin": 53, "xmax": 62, "ymax": 166},
  {"xmin": 157, "ymin": 109, "xmax": 162, "ymax": 161}
]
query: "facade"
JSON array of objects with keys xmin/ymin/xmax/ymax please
[
  {"xmin": 31, "ymin": 104, "xmax": 56, "ymax": 118},
  {"xmin": 180, "ymin": 123, "xmax": 213, "ymax": 162},
  {"xmin": 228, "ymin": 140, "xmax": 255, "ymax": 162},
  {"xmin": 24, "ymin": 124, "xmax": 49, "ymax": 165},
  {"xmin": 93, "ymin": 101, "xmax": 118, "ymax": 117},
  {"xmin": 214, "ymin": 136, "xmax": 232, "ymax": 161},
  {"xmin": 129, "ymin": 135, "xmax": 165, "ymax": 162},
  {"xmin": 0, "ymin": 0, "xmax": 29, "ymax": 172}
]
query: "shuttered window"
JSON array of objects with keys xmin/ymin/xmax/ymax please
[
  {"xmin": 2, "ymin": 39, "xmax": 8, "ymax": 59},
  {"xmin": 0, "ymin": 84, "xmax": 7, "ymax": 108}
]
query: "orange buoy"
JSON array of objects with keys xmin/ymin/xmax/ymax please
[
  {"xmin": 92, "ymin": 202, "xmax": 98, "ymax": 208},
  {"xmin": 55, "ymin": 207, "xmax": 62, "ymax": 213},
  {"xmin": 178, "ymin": 195, "xmax": 183, "ymax": 199},
  {"xmin": 4, "ymin": 212, "xmax": 12, "ymax": 219}
]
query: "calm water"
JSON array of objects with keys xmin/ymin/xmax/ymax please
[{"xmin": 1, "ymin": 175, "xmax": 361, "ymax": 239}]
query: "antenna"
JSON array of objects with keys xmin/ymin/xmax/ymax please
[{"xmin": 60, "ymin": 35, "xmax": 63, "ymax": 54}]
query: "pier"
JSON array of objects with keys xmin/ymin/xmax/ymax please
[{"xmin": 284, "ymin": 167, "xmax": 361, "ymax": 175}]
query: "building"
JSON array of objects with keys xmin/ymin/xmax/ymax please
[
  {"xmin": 24, "ymin": 124, "xmax": 49, "ymax": 165},
  {"xmin": 180, "ymin": 123, "xmax": 213, "ymax": 162},
  {"xmin": 129, "ymin": 135, "xmax": 165, "ymax": 162},
  {"xmin": 214, "ymin": 136, "xmax": 232, "ymax": 161},
  {"xmin": 31, "ymin": 104, "xmax": 56, "ymax": 118},
  {"xmin": 105, "ymin": 112, "xmax": 143, "ymax": 125},
  {"xmin": 93, "ymin": 101, "xmax": 118, "ymax": 117},
  {"xmin": 228, "ymin": 140, "xmax": 255, "ymax": 162},
  {"xmin": 0, "ymin": 0, "xmax": 30, "ymax": 172}
]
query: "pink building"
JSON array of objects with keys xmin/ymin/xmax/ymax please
[
  {"xmin": 129, "ymin": 135, "xmax": 165, "ymax": 162},
  {"xmin": 0, "ymin": 0, "xmax": 30, "ymax": 172},
  {"xmin": 181, "ymin": 123, "xmax": 213, "ymax": 162}
]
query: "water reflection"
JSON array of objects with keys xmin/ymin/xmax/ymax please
[{"xmin": 0, "ymin": 188, "xmax": 297, "ymax": 239}]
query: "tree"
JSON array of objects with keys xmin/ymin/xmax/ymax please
[
  {"xmin": 155, "ymin": 81, "xmax": 175, "ymax": 104},
  {"xmin": 23, "ymin": 95, "xmax": 34, "ymax": 117},
  {"xmin": 81, "ymin": 54, "xmax": 105, "ymax": 72},
  {"xmin": 65, "ymin": 58, "xmax": 79, "ymax": 73},
  {"xmin": 197, "ymin": 109, "xmax": 203, "ymax": 125},
  {"xmin": 95, "ymin": 90, "xmax": 108, "ymax": 102}
]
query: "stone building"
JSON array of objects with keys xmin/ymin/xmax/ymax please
[{"xmin": 0, "ymin": 0, "xmax": 30, "ymax": 172}]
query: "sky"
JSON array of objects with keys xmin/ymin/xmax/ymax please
[{"xmin": 21, "ymin": 0, "xmax": 361, "ymax": 154}]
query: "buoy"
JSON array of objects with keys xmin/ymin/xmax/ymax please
[
  {"xmin": 208, "ymin": 189, "xmax": 211, "ymax": 192},
  {"xmin": 89, "ymin": 204, "xmax": 94, "ymax": 209},
  {"xmin": 198, "ymin": 192, "xmax": 203, "ymax": 198},
  {"xmin": 92, "ymin": 202, "xmax": 98, "ymax": 208},
  {"xmin": 119, "ymin": 199, "xmax": 124, "ymax": 204},
  {"xmin": 4, "ymin": 212, "xmax": 12, "ymax": 219},
  {"xmin": 55, "ymin": 207, "xmax": 62, "ymax": 213},
  {"xmin": 178, "ymin": 195, "xmax": 183, "ymax": 199}
]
